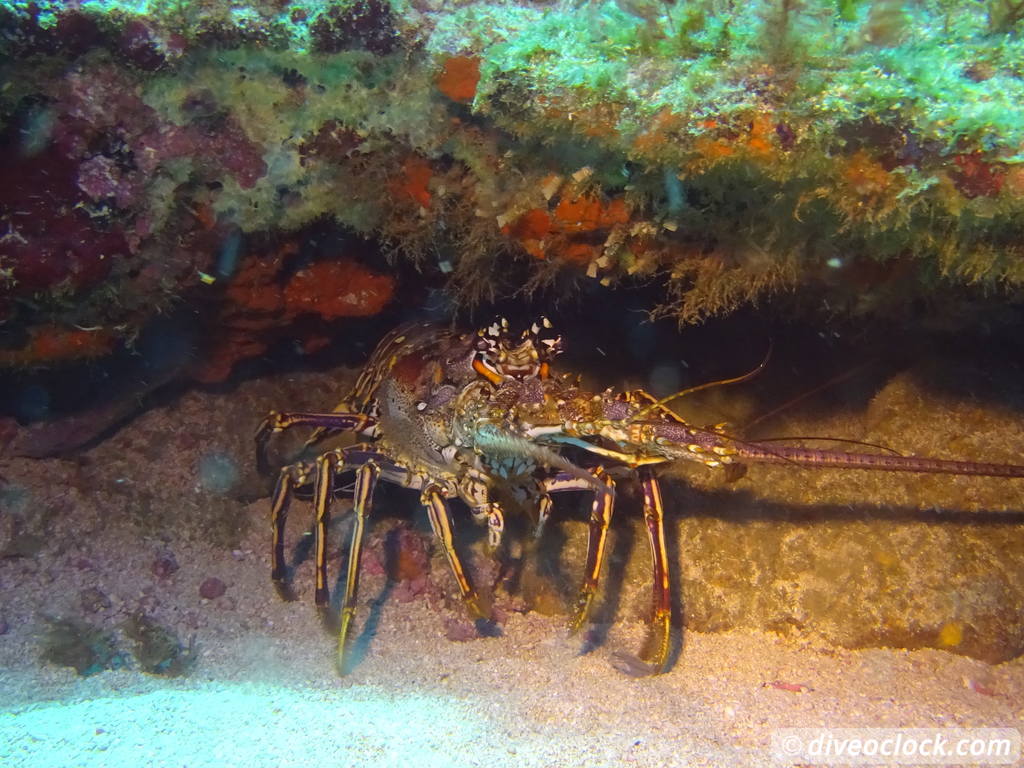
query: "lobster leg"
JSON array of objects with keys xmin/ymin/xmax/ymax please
[
  {"xmin": 311, "ymin": 452, "xmax": 342, "ymax": 613},
  {"xmin": 537, "ymin": 469, "xmax": 617, "ymax": 631},
  {"xmin": 421, "ymin": 483, "xmax": 487, "ymax": 621},
  {"xmin": 636, "ymin": 467, "xmax": 671, "ymax": 675},
  {"xmin": 459, "ymin": 473, "xmax": 507, "ymax": 552},
  {"xmin": 308, "ymin": 445, "xmax": 379, "ymax": 612},
  {"xmin": 565, "ymin": 467, "xmax": 616, "ymax": 634},
  {"xmin": 258, "ymin": 409, "xmax": 375, "ymax": 436},
  {"xmin": 269, "ymin": 461, "xmax": 312, "ymax": 601},
  {"xmin": 540, "ymin": 467, "xmax": 670, "ymax": 673},
  {"xmin": 255, "ymin": 409, "xmax": 376, "ymax": 474},
  {"xmin": 336, "ymin": 460, "xmax": 380, "ymax": 675},
  {"xmin": 534, "ymin": 493, "xmax": 553, "ymax": 539}
]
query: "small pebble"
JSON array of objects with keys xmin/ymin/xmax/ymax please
[
  {"xmin": 444, "ymin": 618, "xmax": 477, "ymax": 643},
  {"xmin": 0, "ymin": 618, "xmax": 9, "ymax": 635},
  {"xmin": 199, "ymin": 577, "xmax": 226, "ymax": 599},
  {"xmin": 136, "ymin": 593, "xmax": 160, "ymax": 613},
  {"xmin": 964, "ymin": 676, "xmax": 997, "ymax": 696},
  {"xmin": 152, "ymin": 554, "xmax": 179, "ymax": 578},
  {"xmin": 79, "ymin": 586, "xmax": 112, "ymax": 613}
]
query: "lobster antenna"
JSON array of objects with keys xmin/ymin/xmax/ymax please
[
  {"xmin": 751, "ymin": 435, "xmax": 903, "ymax": 457},
  {"xmin": 633, "ymin": 341, "xmax": 773, "ymax": 422},
  {"xmin": 741, "ymin": 358, "xmax": 877, "ymax": 433},
  {"xmin": 733, "ymin": 358, "xmax": 900, "ymax": 457}
]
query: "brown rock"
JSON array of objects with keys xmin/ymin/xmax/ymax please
[{"xmin": 199, "ymin": 577, "xmax": 226, "ymax": 600}]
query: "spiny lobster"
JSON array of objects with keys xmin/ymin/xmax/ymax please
[{"xmin": 256, "ymin": 318, "xmax": 1024, "ymax": 676}]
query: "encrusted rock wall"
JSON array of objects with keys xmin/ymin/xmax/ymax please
[{"xmin": 2, "ymin": 1, "xmax": 1024, "ymax": 376}]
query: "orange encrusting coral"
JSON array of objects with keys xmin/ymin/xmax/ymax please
[
  {"xmin": 436, "ymin": 56, "xmax": 481, "ymax": 103},
  {"xmin": 561, "ymin": 242, "xmax": 598, "ymax": 265},
  {"xmin": 284, "ymin": 259, "xmax": 394, "ymax": 319},
  {"xmin": 744, "ymin": 115, "xmax": 776, "ymax": 156},
  {"xmin": 503, "ymin": 208, "xmax": 552, "ymax": 259},
  {"xmin": 693, "ymin": 135, "xmax": 736, "ymax": 162},
  {"xmin": 951, "ymin": 152, "xmax": 1005, "ymax": 198},
  {"xmin": 0, "ymin": 326, "xmax": 116, "ymax": 366},
  {"xmin": 192, "ymin": 332, "xmax": 269, "ymax": 384},
  {"xmin": 223, "ymin": 244, "xmax": 295, "ymax": 315},
  {"xmin": 502, "ymin": 194, "xmax": 630, "ymax": 263},
  {"xmin": 509, "ymin": 208, "xmax": 552, "ymax": 240},
  {"xmin": 632, "ymin": 108, "xmax": 685, "ymax": 156},
  {"xmin": 553, "ymin": 196, "xmax": 629, "ymax": 232},
  {"xmin": 392, "ymin": 155, "xmax": 433, "ymax": 208},
  {"xmin": 689, "ymin": 114, "xmax": 782, "ymax": 167},
  {"xmin": 193, "ymin": 242, "xmax": 395, "ymax": 383},
  {"xmin": 841, "ymin": 150, "xmax": 892, "ymax": 199}
]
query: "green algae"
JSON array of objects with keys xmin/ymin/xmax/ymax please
[
  {"xmin": 40, "ymin": 617, "xmax": 126, "ymax": 676},
  {"xmin": 123, "ymin": 612, "xmax": 196, "ymax": 676}
]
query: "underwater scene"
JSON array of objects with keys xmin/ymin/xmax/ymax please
[{"xmin": 2, "ymin": 0, "xmax": 1024, "ymax": 765}]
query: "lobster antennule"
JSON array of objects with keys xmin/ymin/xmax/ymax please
[{"xmin": 631, "ymin": 342, "xmax": 772, "ymax": 422}]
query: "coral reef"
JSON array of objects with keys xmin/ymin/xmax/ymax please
[{"xmin": 0, "ymin": 0, "xmax": 1021, "ymax": 380}]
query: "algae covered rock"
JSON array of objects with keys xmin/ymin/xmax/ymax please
[
  {"xmin": 39, "ymin": 617, "xmax": 126, "ymax": 676},
  {"xmin": 2, "ymin": 0, "xmax": 1024, "ymax": 379},
  {"xmin": 123, "ymin": 613, "xmax": 196, "ymax": 677}
]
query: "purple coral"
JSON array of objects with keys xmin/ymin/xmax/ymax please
[
  {"xmin": 118, "ymin": 20, "xmax": 187, "ymax": 71},
  {"xmin": 76, "ymin": 154, "xmax": 141, "ymax": 207},
  {"xmin": 135, "ymin": 116, "xmax": 266, "ymax": 190},
  {"xmin": 310, "ymin": 0, "xmax": 401, "ymax": 55},
  {"xmin": 0, "ymin": 146, "xmax": 125, "ymax": 294}
]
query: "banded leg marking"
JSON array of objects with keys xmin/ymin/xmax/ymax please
[
  {"xmin": 461, "ymin": 474, "xmax": 507, "ymax": 552},
  {"xmin": 259, "ymin": 410, "xmax": 375, "ymax": 435},
  {"xmin": 567, "ymin": 466, "xmax": 616, "ymax": 634},
  {"xmin": 534, "ymin": 493, "xmax": 553, "ymax": 539},
  {"xmin": 336, "ymin": 460, "xmax": 380, "ymax": 674},
  {"xmin": 312, "ymin": 452, "xmax": 343, "ymax": 610},
  {"xmin": 269, "ymin": 464, "xmax": 307, "ymax": 600},
  {"xmin": 638, "ymin": 468, "xmax": 671, "ymax": 674},
  {"xmin": 470, "ymin": 502, "xmax": 506, "ymax": 552},
  {"xmin": 422, "ymin": 484, "xmax": 485, "ymax": 621},
  {"xmin": 256, "ymin": 409, "xmax": 375, "ymax": 474}
]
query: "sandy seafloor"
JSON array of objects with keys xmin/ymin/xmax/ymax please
[{"xmin": 1, "ymin": 364, "xmax": 1024, "ymax": 768}]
